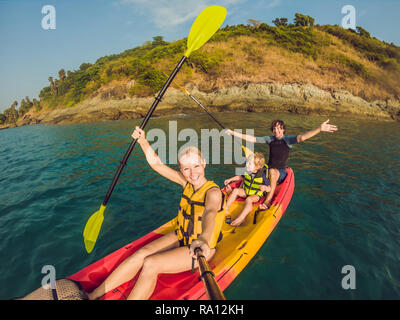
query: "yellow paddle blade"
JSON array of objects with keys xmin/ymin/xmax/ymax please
[
  {"xmin": 242, "ymin": 145, "xmax": 254, "ymax": 158},
  {"xmin": 184, "ymin": 6, "xmax": 227, "ymax": 57},
  {"xmin": 83, "ymin": 204, "xmax": 106, "ymax": 253}
]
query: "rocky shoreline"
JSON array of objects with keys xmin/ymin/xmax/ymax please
[{"xmin": 2, "ymin": 82, "xmax": 399, "ymax": 130}]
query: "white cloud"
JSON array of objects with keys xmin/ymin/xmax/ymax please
[
  {"xmin": 118, "ymin": 0, "xmax": 243, "ymax": 28},
  {"xmin": 266, "ymin": 0, "xmax": 281, "ymax": 9}
]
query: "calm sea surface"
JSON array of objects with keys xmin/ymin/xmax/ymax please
[{"xmin": 0, "ymin": 112, "xmax": 399, "ymax": 299}]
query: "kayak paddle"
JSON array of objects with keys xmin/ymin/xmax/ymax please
[
  {"xmin": 194, "ymin": 247, "xmax": 226, "ymax": 300},
  {"xmin": 170, "ymin": 79, "xmax": 253, "ymax": 158},
  {"xmin": 83, "ymin": 6, "xmax": 227, "ymax": 254}
]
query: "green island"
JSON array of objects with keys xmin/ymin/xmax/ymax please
[{"xmin": 1, "ymin": 13, "xmax": 400, "ymax": 130}]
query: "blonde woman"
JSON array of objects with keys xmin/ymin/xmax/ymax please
[{"xmin": 88, "ymin": 126, "xmax": 225, "ymax": 300}]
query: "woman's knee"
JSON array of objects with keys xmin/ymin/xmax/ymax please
[
  {"xmin": 141, "ymin": 255, "xmax": 159, "ymax": 276},
  {"xmin": 127, "ymin": 247, "xmax": 151, "ymax": 265}
]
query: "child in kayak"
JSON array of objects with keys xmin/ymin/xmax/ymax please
[
  {"xmin": 224, "ymin": 152, "xmax": 271, "ymax": 227},
  {"xmin": 87, "ymin": 126, "xmax": 225, "ymax": 300},
  {"xmin": 226, "ymin": 119, "xmax": 338, "ymax": 210}
]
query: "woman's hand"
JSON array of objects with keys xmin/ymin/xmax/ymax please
[
  {"xmin": 131, "ymin": 126, "xmax": 146, "ymax": 144},
  {"xmin": 189, "ymin": 238, "xmax": 210, "ymax": 258}
]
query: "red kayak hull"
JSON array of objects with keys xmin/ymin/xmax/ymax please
[{"xmin": 68, "ymin": 168, "xmax": 295, "ymax": 300}]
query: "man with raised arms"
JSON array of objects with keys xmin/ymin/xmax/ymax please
[{"xmin": 226, "ymin": 119, "xmax": 338, "ymax": 214}]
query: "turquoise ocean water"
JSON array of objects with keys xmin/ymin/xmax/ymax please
[{"xmin": 0, "ymin": 112, "xmax": 399, "ymax": 299}]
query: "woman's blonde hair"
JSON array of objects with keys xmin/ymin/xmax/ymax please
[
  {"xmin": 247, "ymin": 152, "xmax": 265, "ymax": 169},
  {"xmin": 177, "ymin": 146, "xmax": 205, "ymax": 165}
]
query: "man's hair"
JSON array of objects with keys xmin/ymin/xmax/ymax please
[
  {"xmin": 270, "ymin": 120, "xmax": 286, "ymax": 133},
  {"xmin": 247, "ymin": 152, "xmax": 265, "ymax": 169}
]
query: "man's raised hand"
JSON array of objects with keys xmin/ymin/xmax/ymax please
[{"xmin": 320, "ymin": 119, "xmax": 338, "ymax": 133}]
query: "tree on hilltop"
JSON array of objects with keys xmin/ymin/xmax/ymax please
[
  {"xmin": 294, "ymin": 13, "xmax": 315, "ymax": 27},
  {"xmin": 248, "ymin": 19, "xmax": 262, "ymax": 28},
  {"xmin": 272, "ymin": 17, "xmax": 288, "ymax": 27},
  {"xmin": 48, "ymin": 76, "xmax": 56, "ymax": 96},
  {"xmin": 32, "ymin": 98, "xmax": 41, "ymax": 111},
  {"xmin": 3, "ymin": 102, "xmax": 19, "ymax": 124},
  {"xmin": 152, "ymin": 36, "xmax": 167, "ymax": 46},
  {"xmin": 58, "ymin": 69, "xmax": 66, "ymax": 81},
  {"xmin": 79, "ymin": 63, "xmax": 92, "ymax": 71},
  {"xmin": 19, "ymin": 96, "xmax": 34, "ymax": 116},
  {"xmin": 356, "ymin": 26, "xmax": 371, "ymax": 38}
]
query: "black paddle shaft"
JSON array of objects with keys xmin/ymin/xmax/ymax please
[
  {"xmin": 188, "ymin": 94, "xmax": 226, "ymax": 130},
  {"xmin": 188, "ymin": 94, "xmax": 249, "ymax": 156},
  {"xmin": 194, "ymin": 247, "xmax": 226, "ymax": 300},
  {"xmin": 102, "ymin": 56, "xmax": 187, "ymax": 206}
]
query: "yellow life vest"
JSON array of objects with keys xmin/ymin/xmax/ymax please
[
  {"xmin": 243, "ymin": 164, "xmax": 269, "ymax": 197},
  {"xmin": 175, "ymin": 180, "xmax": 225, "ymax": 248}
]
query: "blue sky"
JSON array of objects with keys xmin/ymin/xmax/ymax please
[{"xmin": 0, "ymin": 0, "xmax": 399, "ymax": 112}]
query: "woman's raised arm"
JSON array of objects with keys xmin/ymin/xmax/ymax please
[{"xmin": 132, "ymin": 127, "xmax": 187, "ymax": 187}]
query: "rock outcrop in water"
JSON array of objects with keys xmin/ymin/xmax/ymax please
[
  {"xmin": 11, "ymin": 82, "xmax": 399, "ymax": 127},
  {"xmin": 3, "ymin": 23, "xmax": 400, "ymax": 129}
]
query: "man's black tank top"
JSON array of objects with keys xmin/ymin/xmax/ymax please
[{"xmin": 268, "ymin": 138, "xmax": 290, "ymax": 169}]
